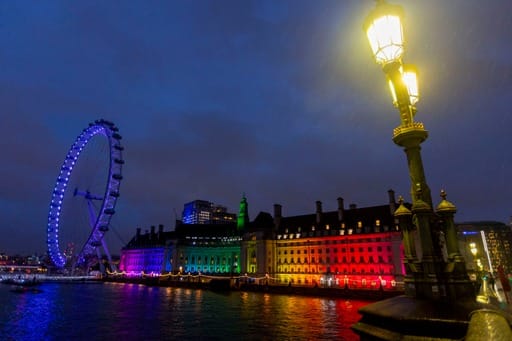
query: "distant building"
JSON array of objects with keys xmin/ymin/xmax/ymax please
[
  {"xmin": 457, "ymin": 221, "xmax": 512, "ymax": 275},
  {"xmin": 0, "ymin": 253, "xmax": 9, "ymax": 266},
  {"xmin": 182, "ymin": 200, "xmax": 237, "ymax": 225}
]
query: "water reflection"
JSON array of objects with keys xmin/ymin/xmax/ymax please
[
  {"xmin": 2, "ymin": 283, "xmax": 58, "ymax": 339},
  {"xmin": 0, "ymin": 283, "xmax": 368, "ymax": 340}
]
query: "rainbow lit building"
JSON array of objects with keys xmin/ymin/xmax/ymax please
[{"xmin": 120, "ymin": 191, "xmax": 406, "ymax": 290}]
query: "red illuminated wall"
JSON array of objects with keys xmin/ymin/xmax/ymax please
[{"xmin": 274, "ymin": 231, "xmax": 404, "ymax": 289}]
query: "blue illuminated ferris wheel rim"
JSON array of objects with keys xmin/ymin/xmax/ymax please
[{"xmin": 47, "ymin": 119, "xmax": 124, "ymax": 268}]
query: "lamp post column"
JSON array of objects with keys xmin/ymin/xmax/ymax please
[{"xmin": 392, "ymin": 127, "xmax": 432, "ymax": 208}]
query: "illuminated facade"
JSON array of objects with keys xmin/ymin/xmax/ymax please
[
  {"xmin": 119, "ymin": 225, "xmax": 172, "ymax": 274},
  {"xmin": 457, "ymin": 221, "xmax": 512, "ymax": 275},
  {"xmin": 119, "ymin": 222, "xmax": 242, "ymax": 276},
  {"xmin": 241, "ymin": 190, "xmax": 405, "ymax": 290},
  {"xmin": 241, "ymin": 212, "xmax": 275, "ymax": 275},
  {"xmin": 169, "ymin": 222, "xmax": 242, "ymax": 274}
]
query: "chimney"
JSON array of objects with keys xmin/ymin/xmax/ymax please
[
  {"xmin": 388, "ymin": 189, "xmax": 396, "ymax": 215},
  {"xmin": 274, "ymin": 204, "xmax": 282, "ymax": 229},
  {"xmin": 150, "ymin": 225, "xmax": 155, "ymax": 240},
  {"xmin": 349, "ymin": 203, "xmax": 357, "ymax": 210},
  {"xmin": 136, "ymin": 228, "xmax": 141, "ymax": 240},
  {"xmin": 337, "ymin": 197, "xmax": 344, "ymax": 222},
  {"xmin": 158, "ymin": 224, "xmax": 164, "ymax": 238},
  {"xmin": 316, "ymin": 201, "xmax": 322, "ymax": 224}
]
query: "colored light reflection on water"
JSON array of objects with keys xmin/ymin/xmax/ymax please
[{"xmin": 0, "ymin": 282, "xmax": 370, "ymax": 340}]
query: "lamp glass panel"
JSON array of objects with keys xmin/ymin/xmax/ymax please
[
  {"xmin": 366, "ymin": 15, "xmax": 404, "ymax": 64},
  {"xmin": 402, "ymin": 69, "xmax": 419, "ymax": 105},
  {"xmin": 388, "ymin": 79, "xmax": 398, "ymax": 106}
]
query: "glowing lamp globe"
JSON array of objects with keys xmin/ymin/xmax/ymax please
[
  {"xmin": 469, "ymin": 242, "xmax": 478, "ymax": 257},
  {"xmin": 387, "ymin": 65, "xmax": 418, "ymax": 107},
  {"xmin": 364, "ymin": 1, "xmax": 405, "ymax": 65}
]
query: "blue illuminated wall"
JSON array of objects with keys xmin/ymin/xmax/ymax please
[{"xmin": 119, "ymin": 247, "xmax": 165, "ymax": 274}]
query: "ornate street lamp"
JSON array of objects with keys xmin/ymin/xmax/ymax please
[
  {"xmin": 363, "ymin": 0, "xmax": 474, "ymax": 301},
  {"xmin": 354, "ymin": 3, "xmax": 506, "ymax": 339}
]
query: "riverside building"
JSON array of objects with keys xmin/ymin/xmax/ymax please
[{"xmin": 119, "ymin": 191, "xmax": 406, "ymax": 290}]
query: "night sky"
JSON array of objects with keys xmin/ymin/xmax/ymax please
[{"xmin": 1, "ymin": 0, "xmax": 511, "ymax": 256}]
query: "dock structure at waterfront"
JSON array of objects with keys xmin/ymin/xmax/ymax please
[
  {"xmin": 102, "ymin": 272, "xmax": 403, "ymax": 301},
  {"xmin": 0, "ymin": 273, "xmax": 101, "ymax": 284}
]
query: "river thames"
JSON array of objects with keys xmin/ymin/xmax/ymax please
[{"xmin": 0, "ymin": 281, "xmax": 370, "ymax": 340}]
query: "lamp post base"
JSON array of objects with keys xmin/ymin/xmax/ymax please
[{"xmin": 352, "ymin": 295, "xmax": 510, "ymax": 340}]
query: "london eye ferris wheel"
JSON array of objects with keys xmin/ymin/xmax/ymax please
[{"xmin": 46, "ymin": 119, "xmax": 124, "ymax": 271}]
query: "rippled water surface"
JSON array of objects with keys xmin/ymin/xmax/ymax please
[{"xmin": 0, "ymin": 282, "xmax": 369, "ymax": 340}]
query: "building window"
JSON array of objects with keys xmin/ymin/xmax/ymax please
[
  {"xmin": 376, "ymin": 219, "xmax": 381, "ymax": 227},
  {"xmin": 358, "ymin": 221, "xmax": 363, "ymax": 228}
]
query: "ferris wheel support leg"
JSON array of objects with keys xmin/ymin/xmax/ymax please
[
  {"xmin": 86, "ymin": 198, "xmax": 99, "ymax": 229},
  {"xmin": 101, "ymin": 238, "xmax": 116, "ymax": 272},
  {"xmin": 96, "ymin": 247, "xmax": 105, "ymax": 274}
]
